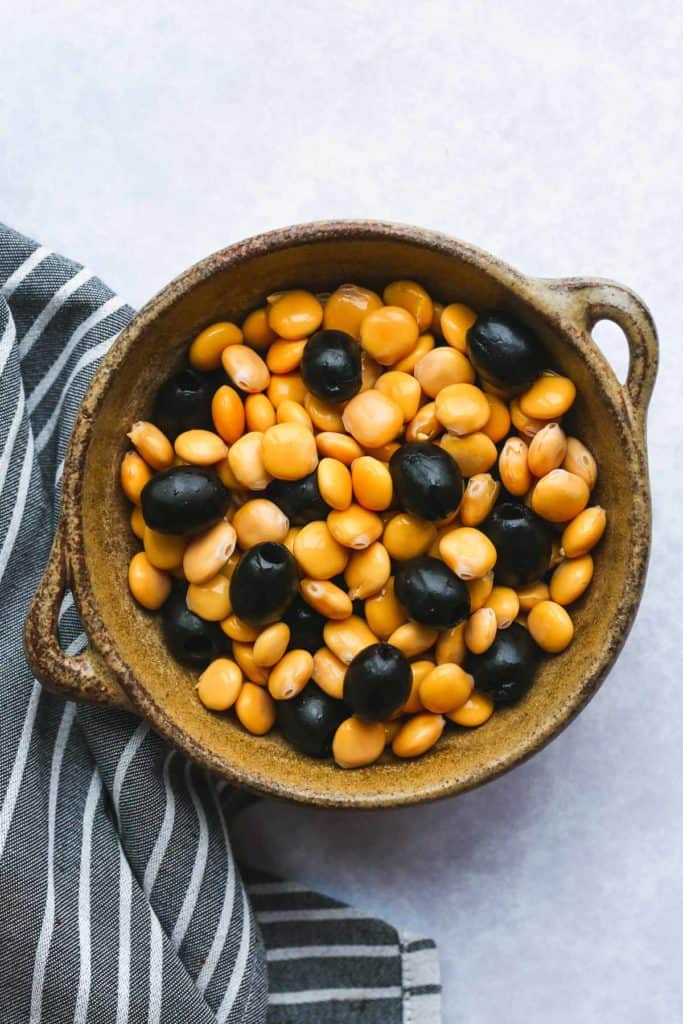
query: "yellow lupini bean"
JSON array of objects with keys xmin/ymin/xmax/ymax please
[
  {"xmin": 510, "ymin": 397, "xmax": 545, "ymax": 438},
  {"xmin": 435, "ymin": 621, "xmax": 467, "ymax": 665},
  {"xmin": 360, "ymin": 305, "xmax": 419, "ymax": 365},
  {"xmin": 175, "ymin": 429, "xmax": 228, "ymax": 465},
  {"xmin": 531, "ymin": 469, "xmax": 589, "ymax": 522},
  {"xmin": 485, "ymin": 586, "xmax": 520, "ymax": 628},
  {"xmin": 128, "ymin": 552, "xmax": 171, "ymax": 610},
  {"xmin": 561, "ymin": 506, "xmax": 606, "ymax": 557},
  {"xmin": 413, "ymin": 347, "xmax": 476, "ymax": 397},
  {"xmin": 312, "ymin": 647, "xmax": 347, "ymax": 700},
  {"xmin": 215, "ymin": 456, "xmax": 241, "ymax": 490},
  {"xmin": 435, "ymin": 383, "xmax": 490, "ymax": 436},
  {"xmin": 282, "ymin": 526, "xmax": 300, "ymax": 556},
  {"xmin": 196, "ymin": 658, "xmax": 243, "ymax": 711},
  {"xmin": 364, "ymin": 441, "xmax": 401, "ymax": 462},
  {"xmin": 431, "ymin": 302, "xmax": 445, "ymax": 340},
  {"xmin": 267, "ymin": 290, "xmax": 323, "ymax": 340},
  {"xmin": 327, "ymin": 504, "xmax": 383, "ymax": 550},
  {"xmin": 232, "ymin": 499, "xmax": 289, "ymax": 549},
  {"xmin": 324, "ymin": 616, "xmax": 378, "ymax": 665},
  {"xmin": 563, "ymin": 436, "xmax": 598, "ymax": 489},
  {"xmin": 344, "ymin": 542, "xmax": 391, "ymax": 600},
  {"xmin": 242, "ymin": 306, "xmax": 277, "ymax": 350},
  {"xmin": 376, "ymin": 371, "xmax": 422, "ymax": 421},
  {"xmin": 276, "ymin": 399, "xmax": 313, "ymax": 431},
  {"xmin": 549, "ymin": 554, "xmax": 594, "ymax": 605},
  {"xmin": 465, "ymin": 607, "xmax": 498, "ymax": 653},
  {"xmin": 189, "ymin": 321, "xmax": 242, "ymax": 371},
  {"xmin": 528, "ymin": 600, "xmax": 574, "ymax": 652},
  {"xmin": 361, "ymin": 351, "xmax": 383, "ymax": 391},
  {"xmin": 383, "ymin": 280, "xmax": 434, "ymax": 332},
  {"xmin": 520, "ymin": 372, "xmax": 576, "ymax": 419},
  {"xmin": 364, "ymin": 579, "xmax": 407, "ymax": 639},
  {"xmin": 440, "ymin": 303, "xmax": 477, "ymax": 352},
  {"xmin": 447, "ymin": 691, "xmax": 495, "ymax": 727},
  {"xmin": 528, "ymin": 422, "xmax": 568, "ymax": 477},
  {"xmin": 403, "ymin": 661, "xmax": 433, "ymax": 714},
  {"xmin": 221, "ymin": 344, "xmax": 270, "ymax": 393},
  {"xmin": 439, "ymin": 528, "xmax": 497, "ymax": 580},
  {"xmin": 316, "ymin": 432, "xmax": 364, "ymax": 465},
  {"xmin": 392, "ymin": 713, "xmax": 445, "ymax": 758},
  {"xmin": 482, "ymin": 393, "xmax": 511, "ymax": 442},
  {"xmin": 393, "ymin": 332, "xmax": 435, "ymax": 374},
  {"xmin": 268, "ymin": 650, "xmax": 314, "ymax": 700},
  {"xmin": 516, "ymin": 581, "xmax": 550, "ymax": 612},
  {"xmin": 268, "ymin": 372, "xmax": 307, "ymax": 408},
  {"xmin": 323, "ymin": 284, "xmax": 383, "ymax": 339},
  {"xmin": 127, "ymin": 421, "xmax": 174, "ymax": 470},
  {"xmin": 228, "ymin": 431, "xmax": 271, "ymax": 490},
  {"xmin": 245, "ymin": 393, "xmax": 277, "ymax": 432},
  {"xmin": 440, "ymin": 433, "xmax": 497, "ymax": 477},
  {"xmin": 333, "ymin": 718, "xmax": 386, "ymax": 769},
  {"xmin": 143, "ymin": 526, "xmax": 186, "ymax": 570},
  {"xmin": 383, "ymin": 512, "xmax": 437, "ymax": 560},
  {"xmin": 467, "ymin": 571, "xmax": 494, "ymax": 611},
  {"xmin": 211, "ymin": 385, "xmax": 245, "ymax": 444},
  {"xmin": 387, "ymin": 622, "xmax": 439, "ymax": 658},
  {"xmin": 293, "ymin": 521, "xmax": 349, "ymax": 579},
  {"xmin": 460, "ymin": 474, "xmax": 500, "ymax": 526},
  {"xmin": 266, "ymin": 338, "xmax": 307, "ymax": 374},
  {"xmin": 342, "ymin": 390, "xmax": 403, "ymax": 448},
  {"xmin": 300, "ymin": 578, "xmax": 353, "ymax": 620},
  {"xmin": 419, "ymin": 663, "xmax": 474, "ymax": 714},
  {"xmin": 499, "ymin": 437, "xmax": 532, "ymax": 496},
  {"xmin": 304, "ymin": 392, "xmax": 345, "ymax": 432},
  {"xmin": 130, "ymin": 505, "xmax": 145, "ymax": 540},
  {"xmin": 405, "ymin": 402, "xmax": 441, "ymax": 443},
  {"xmin": 219, "ymin": 550, "xmax": 240, "ymax": 581},
  {"xmin": 231, "ymin": 641, "xmax": 269, "ymax": 683},
  {"xmin": 183, "ymin": 520, "xmax": 237, "ymax": 584},
  {"xmin": 120, "ymin": 451, "xmax": 153, "ymax": 505},
  {"xmin": 187, "ymin": 574, "xmax": 232, "ymax": 621},
  {"xmin": 317, "ymin": 458, "xmax": 352, "ymax": 510},
  {"xmin": 235, "ymin": 683, "xmax": 276, "ymax": 734},
  {"xmin": 384, "ymin": 719, "xmax": 403, "ymax": 744},
  {"xmin": 252, "ymin": 623, "xmax": 291, "ymax": 667},
  {"xmin": 350, "ymin": 456, "xmax": 393, "ymax": 511},
  {"xmin": 220, "ymin": 611, "xmax": 259, "ymax": 639},
  {"xmin": 262, "ymin": 422, "xmax": 318, "ymax": 480}
]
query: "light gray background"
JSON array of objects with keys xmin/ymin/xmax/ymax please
[{"xmin": 3, "ymin": 2, "xmax": 681, "ymax": 1021}]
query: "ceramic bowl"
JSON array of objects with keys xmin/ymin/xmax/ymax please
[{"xmin": 25, "ymin": 221, "xmax": 658, "ymax": 807}]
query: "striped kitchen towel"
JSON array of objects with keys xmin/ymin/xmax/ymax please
[{"xmin": 0, "ymin": 224, "xmax": 441, "ymax": 1023}]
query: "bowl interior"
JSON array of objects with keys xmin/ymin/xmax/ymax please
[{"xmin": 78, "ymin": 230, "xmax": 644, "ymax": 806}]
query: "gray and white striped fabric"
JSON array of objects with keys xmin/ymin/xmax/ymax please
[{"xmin": 0, "ymin": 224, "xmax": 441, "ymax": 1023}]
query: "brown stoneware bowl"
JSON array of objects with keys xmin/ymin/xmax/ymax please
[{"xmin": 25, "ymin": 222, "xmax": 658, "ymax": 808}]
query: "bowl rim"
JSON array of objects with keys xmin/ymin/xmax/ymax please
[{"xmin": 59, "ymin": 220, "xmax": 654, "ymax": 807}]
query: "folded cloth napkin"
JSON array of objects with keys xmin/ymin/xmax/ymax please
[{"xmin": 0, "ymin": 224, "xmax": 441, "ymax": 1023}]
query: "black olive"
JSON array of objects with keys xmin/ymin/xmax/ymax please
[
  {"xmin": 343, "ymin": 643, "xmax": 411, "ymax": 722},
  {"xmin": 464, "ymin": 623, "xmax": 541, "ymax": 704},
  {"xmin": 154, "ymin": 369, "xmax": 213, "ymax": 440},
  {"xmin": 481, "ymin": 501, "xmax": 552, "ymax": 587},
  {"xmin": 394, "ymin": 556, "xmax": 470, "ymax": 629},
  {"xmin": 276, "ymin": 682, "xmax": 349, "ymax": 758},
  {"xmin": 283, "ymin": 597, "xmax": 327, "ymax": 653},
  {"xmin": 230, "ymin": 542, "xmax": 298, "ymax": 627},
  {"xmin": 162, "ymin": 588, "xmax": 226, "ymax": 667},
  {"xmin": 300, "ymin": 329, "xmax": 362, "ymax": 403},
  {"xmin": 141, "ymin": 466, "xmax": 230, "ymax": 536},
  {"xmin": 265, "ymin": 471, "xmax": 330, "ymax": 524},
  {"xmin": 466, "ymin": 316, "xmax": 545, "ymax": 395},
  {"xmin": 389, "ymin": 441, "xmax": 463, "ymax": 521}
]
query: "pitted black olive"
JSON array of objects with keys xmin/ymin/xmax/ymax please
[
  {"xmin": 389, "ymin": 441, "xmax": 463, "ymax": 521},
  {"xmin": 283, "ymin": 597, "xmax": 327, "ymax": 653},
  {"xmin": 276, "ymin": 682, "xmax": 349, "ymax": 758},
  {"xmin": 230, "ymin": 542, "xmax": 298, "ymax": 627},
  {"xmin": 265, "ymin": 471, "xmax": 330, "ymax": 524},
  {"xmin": 343, "ymin": 642, "xmax": 412, "ymax": 722},
  {"xmin": 394, "ymin": 556, "xmax": 470, "ymax": 629},
  {"xmin": 464, "ymin": 623, "xmax": 541, "ymax": 704},
  {"xmin": 154, "ymin": 368, "xmax": 213, "ymax": 440},
  {"xmin": 300, "ymin": 329, "xmax": 362, "ymax": 403},
  {"xmin": 141, "ymin": 466, "xmax": 230, "ymax": 535},
  {"xmin": 481, "ymin": 501, "xmax": 552, "ymax": 587},
  {"xmin": 162, "ymin": 588, "xmax": 226, "ymax": 667},
  {"xmin": 466, "ymin": 316, "xmax": 544, "ymax": 395}
]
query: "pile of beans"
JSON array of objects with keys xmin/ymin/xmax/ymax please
[{"xmin": 121, "ymin": 281, "xmax": 606, "ymax": 769}]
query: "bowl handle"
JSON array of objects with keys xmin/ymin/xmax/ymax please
[
  {"xmin": 24, "ymin": 524, "xmax": 133, "ymax": 711},
  {"xmin": 537, "ymin": 277, "xmax": 658, "ymax": 436}
]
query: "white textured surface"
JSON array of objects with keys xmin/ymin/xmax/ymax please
[{"xmin": 3, "ymin": 2, "xmax": 681, "ymax": 1020}]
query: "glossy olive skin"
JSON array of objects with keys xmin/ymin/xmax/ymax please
[
  {"xmin": 229, "ymin": 542, "xmax": 298, "ymax": 627},
  {"xmin": 464, "ymin": 623, "xmax": 541, "ymax": 704},
  {"xmin": 389, "ymin": 441, "xmax": 463, "ymax": 521},
  {"xmin": 154, "ymin": 368, "xmax": 213, "ymax": 440},
  {"xmin": 283, "ymin": 597, "xmax": 327, "ymax": 653},
  {"xmin": 343, "ymin": 642, "xmax": 412, "ymax": 722},
  {"xmin": 277, "ymin": 683, "xmax": 349, "ymax": 758},
  {"xmin": 141, "ymin": 466, "xmax": 230, "ymax": 535},
  {"xmin": 300, "ymin": 329, "xmax": 362, "ymax": 403},
  {"xmin": 265, "ymin": 471, "xmax": 330, "ymax": 524},
  {"xmin": 395, "ymin": 556, "xmax": 470, "ymax": 629},
  {"xmin": 481, "ymin": 501, "xmax": 552, "ymax": 587},
  {"xmin": 466, "ymin": 316, "xmax": 544, "ymax": 395},
  {"xmin": 162, "ymin": 588, "xmax": 226, "ymax": 667}
]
